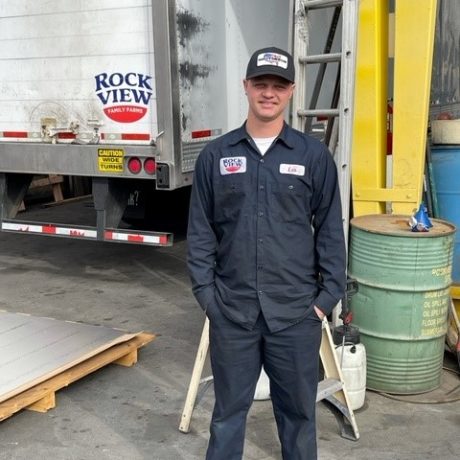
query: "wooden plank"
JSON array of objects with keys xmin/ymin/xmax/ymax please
[
  {"xmin": 51, "ymin": 183, "xmax": 64, "ymax": 202},
  {"xmin": 114, "ymin": 349, "xmax": 138, "ymax": 367},
  {"xmin": 29, "ymin": 175, "xmax": 64, "ymax": 189},
  {"xmin": 27, "ymin": 392, "xmax": 56, "ymax": 413},
  {"xmin": 22, "ymin": 174, "xmax": 65, "ymax": 210},
  {"xmin": 179, "ymin": 318, "xmax": 210, "ymax": 433},
  {"xmin": 0, "ymin": 332, "xmax": 155, "ymax": 421}
]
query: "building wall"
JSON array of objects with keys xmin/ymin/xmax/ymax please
[{"xmin": 431, "ymin": 0, "xmax": 460, "ymax": 117}]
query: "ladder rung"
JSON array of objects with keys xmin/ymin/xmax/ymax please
[
  {"xmin": 304, "ymin": 0, "xmax": 343, "ymax": 10},
  {"xmin": 299, "ymin": 53, "xmax": 342, "ymax": 64},
  {"xmin": 316, "ymin": 378, "xmax": 343, "ymax": 402},
  {"xmin": 297, "ymin": 109, "xmax": 340, "ymax": 118}
]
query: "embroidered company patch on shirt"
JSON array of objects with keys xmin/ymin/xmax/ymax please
[
  {"xmin": 279, "ymin": 163, "xmax": 305, "ymax": 176},
  {"xmin": 220, "ymin": 157, "xmax": 247, "ymax": 175}
]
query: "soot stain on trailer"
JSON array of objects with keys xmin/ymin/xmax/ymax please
[
  {"xmin": 176, "ymin": 9, "xmax": 214, "ymax": 132},
  {"xmin": 177, "ymin": 10, "xmax": 213, "ymax": 86},
  {"xmin": 176, "ymin": 9, "xmax": 209, "ymax": 48},
  {"xmin": 177, "ymin": 9, "xmax": 212, "ymax": 86},
  {"xmin": 179, "ymin": 62, "xmax": 211, "ymax": 86}
]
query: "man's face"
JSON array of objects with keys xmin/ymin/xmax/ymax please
[{"xmin": 243, "ymin": 75, "xmax": 294, "ymax": 123}]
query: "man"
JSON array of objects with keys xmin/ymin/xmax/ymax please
[{"xmin": 187, "ymin": 46, "xmax": 346, "ymax": 460}]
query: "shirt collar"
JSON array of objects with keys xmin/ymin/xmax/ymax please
[{"xmin": 227, "ymin": 122, "xmax": 295, "ymax": 150}]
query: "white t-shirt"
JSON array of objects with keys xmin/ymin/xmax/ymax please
[{"xmin": 252, "ymin": 136, "xmax": 276, "ymax": 155}]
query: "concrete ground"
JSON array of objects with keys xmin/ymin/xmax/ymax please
[{"xmin": 0, "ymin": 203, "xmax": 459, "ymax": 460}]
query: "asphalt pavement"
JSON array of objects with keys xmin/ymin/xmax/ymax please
[{"xmin": 0, "ymin": 205, "xmax": 459, "ymax": 460}]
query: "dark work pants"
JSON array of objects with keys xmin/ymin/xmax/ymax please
[{"xmin": 206, "ymin": 307, "xmax": 323, "ymax": 460}]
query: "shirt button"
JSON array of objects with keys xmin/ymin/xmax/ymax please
[
  {"xmin": 258, "ymin": 212, "xmax": 264, "ymax": 217},
  {"xmin": 259, "ymin": 185, "xmax": 265, "ymax": 190},
  {"xmin": 258, "ymin": 290, "xmax": 263, "ymax": 295},
  {"xmin": 257, "ymin": 265, "xmax": 263, "ymax": 270},
  {"xmin": 258, "ymin": 238, "xmax": 263, "ymax": 243},
  {"xmin": 260, "ymin": 159, "xmax": 264, "ymax": 163}
]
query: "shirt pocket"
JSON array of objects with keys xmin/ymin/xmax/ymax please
[
  {"xmin": 214, "ymin": 176, "xmax": 249, "ymax": 223},
  {"xmin": 270, "ymin": 181, "xmax": 310, "ymax": 224}
]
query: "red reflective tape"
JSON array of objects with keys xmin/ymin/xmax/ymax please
[
  {"xmin": 121, "ymin": 133, "xmax": 150, "ymax": 141},
  {"xmin": 43, "ymin": 225, "xmax": 57, "ymax": 234},
  {"xmin": 3, "ymin": 131, "xmax": 28, "ymax": 138},
  {"xmin": 57, "ymin": 132, "xmax": 77, "ymax": 139},
  {"xmin": 100, "ymin": 133, "xmax": 106, "ymax": 140},
  {"xmin": 105, "ymin": 231, "xmax": 113, "ymax": 240},
  {"xmin": 159, "ymin": 235, "xmax": 168, "ymax": 245},
  {"xmin": 191, "ymin": 130, "xmax": 212, "ymax": 139},
  {"xmin": 127, "ymin": 234, "xmax": 144, "ymax": 243}
]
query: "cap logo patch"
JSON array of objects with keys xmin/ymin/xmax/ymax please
[
  {"xmin": 257, "ymin": 52, "xmax": 288, "ymax": 69},
  {"xmin": 220, "ymin": 157, "xmax": 247, "ymax": 175}
]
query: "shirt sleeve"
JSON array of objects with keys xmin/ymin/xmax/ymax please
[
  {"xmin": 187, "ymin": 148, "xmax": 218, "ymax": 312},
  {"xmin": 311, "ymin": 146, "xmax": 347, "ymax": 315}
]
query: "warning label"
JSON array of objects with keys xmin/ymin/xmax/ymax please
[{"xmin": 98, "ymin": 148, "xmax": 124, "ymax": 172}]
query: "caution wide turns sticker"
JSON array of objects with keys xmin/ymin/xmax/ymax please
[{"xmin": 98, "ymin": 148, "xmax": 124, "ymax": 172}]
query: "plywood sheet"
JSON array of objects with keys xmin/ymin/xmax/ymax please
[{"xmin": 0, "ymin": 311, "xmax": 136, "ymax": 403}]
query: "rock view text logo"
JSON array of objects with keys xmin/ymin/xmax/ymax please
[{"xmin": 95, "ymin": 72, "xmax": 153, "ymax": 123}]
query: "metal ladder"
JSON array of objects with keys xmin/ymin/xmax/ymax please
[
  {"xmin": 290, "ymin": 0, "xmax": 361, "ymax": 439},
  {"xmin": 292, "ymin": 0, "xmax": 358, "ymax": 247},
  {"xmin": 179, "ymin": 317, "xmax": 360, "ymax": 440}
]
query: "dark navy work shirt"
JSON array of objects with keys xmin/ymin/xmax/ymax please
[{"xmin": 187, "ymin": 122, "xmax": 346, "ymax": 332}]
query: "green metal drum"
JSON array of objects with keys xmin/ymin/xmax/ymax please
[{"xmin": 349, "ymin": 215, "xmax": 455, "ymax": 394}]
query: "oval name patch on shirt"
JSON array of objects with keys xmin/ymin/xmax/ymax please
[
  {"xmin": 279, "ymin": 163, "xmax": 305, "ymax": 176},
  {"xmin": 220, "ymin": 157, "xmax": 247, "ymax": 175}
]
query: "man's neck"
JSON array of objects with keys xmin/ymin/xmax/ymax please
[{"xmin": 246, "ymin": 117, "xmax": 284, "ymax": 138}]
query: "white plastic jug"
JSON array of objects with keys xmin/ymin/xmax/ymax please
[
  {"xmin": 254, "ymin": 366, "xmax": 270, "ymax": 400},
  {"xmin": 335, "ymin": 343, "xmax": 366, "ymax": 410}
]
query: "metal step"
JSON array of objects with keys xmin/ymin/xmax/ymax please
[
  {"xmin": 297, "ymin": 108, "xmax": 340, "ymax": 118},
  {"xmin": 304, "ymin": 0, "xmax": 343, "ymax": 10},
  {"xmin": 299, "ymin": 53, "xmax": 342, "ymax": 64},
  {"xmin": 316, "ymin": 378, "xmax": 343, "ymax": 402}
]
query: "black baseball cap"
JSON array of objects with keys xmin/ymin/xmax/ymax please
[{"xmin": 245, "ymin": 47, "xmax": 295, "ymax": 83}]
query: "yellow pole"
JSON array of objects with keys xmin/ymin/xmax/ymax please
[
  {"xmin": 391, "ymin": 0, "xmax": 438, "ymax": 214},
  {"xmin": 352, "ymin": 0, "xmax": 388, "ymax": 216}
]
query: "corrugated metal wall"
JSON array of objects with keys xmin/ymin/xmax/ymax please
[{"xmin": 431, "ymin": 0, "xmax": 460, "ymax": 117}]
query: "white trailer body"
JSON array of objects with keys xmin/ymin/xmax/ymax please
[{"xmin": 0, "ymin": 0, "xmax": 291, "ymax": 244}]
